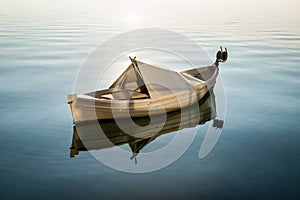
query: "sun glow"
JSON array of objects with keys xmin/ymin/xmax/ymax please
[{"xmin": 122, "ymin": 15, "xmax": 143, "ymax": 26}]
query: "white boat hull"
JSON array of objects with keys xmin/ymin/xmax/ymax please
[{"xmin": 68, "ymin": 64, "xmax": 219, "ymax": 124}]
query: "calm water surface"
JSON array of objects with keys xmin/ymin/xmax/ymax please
[{"xmin": 0, "ymin": 1, "xmax": 299, "ymax": 199}]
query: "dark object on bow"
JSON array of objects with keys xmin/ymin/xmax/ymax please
[{"xmin": 216, "ymin": 46, "xmax": 228, "ymax": 65}]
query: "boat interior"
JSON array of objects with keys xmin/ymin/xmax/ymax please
[
  {"xmin": 86, "ymin": 87, "xmax": 150, "ymax": 100},
  {"xmin": 182, "ymin": 65, "xmax": 216, "ymax": 81},
  {"xmin": 85, "ymin": 64, "xmax": 216, "ymax": 101}
]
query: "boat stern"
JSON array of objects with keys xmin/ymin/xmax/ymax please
[{"xmin": 67, "ymin": 94, "xmax": 77, "ymax": 123}]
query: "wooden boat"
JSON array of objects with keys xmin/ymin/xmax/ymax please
[
  {"xmin": 67, "ymin": 47, "xmax": 227, "ymax": 123},
  {"xmin": 70, "ymin": 90, "xmax": 223, "ymax": 158}
]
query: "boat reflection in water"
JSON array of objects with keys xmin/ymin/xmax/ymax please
[{"xmin": 70, "ymin": 90, "xmax": 223, "ymax": 161}]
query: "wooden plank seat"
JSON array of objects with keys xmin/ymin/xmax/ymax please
[{"xmin": 100, "ymin": 90, "xmax": 149, "ymax": 100}]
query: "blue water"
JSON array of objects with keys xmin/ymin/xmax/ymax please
[{"xmin": 0, "ymin": 1, "xmax": 300, "ymax": 199}]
